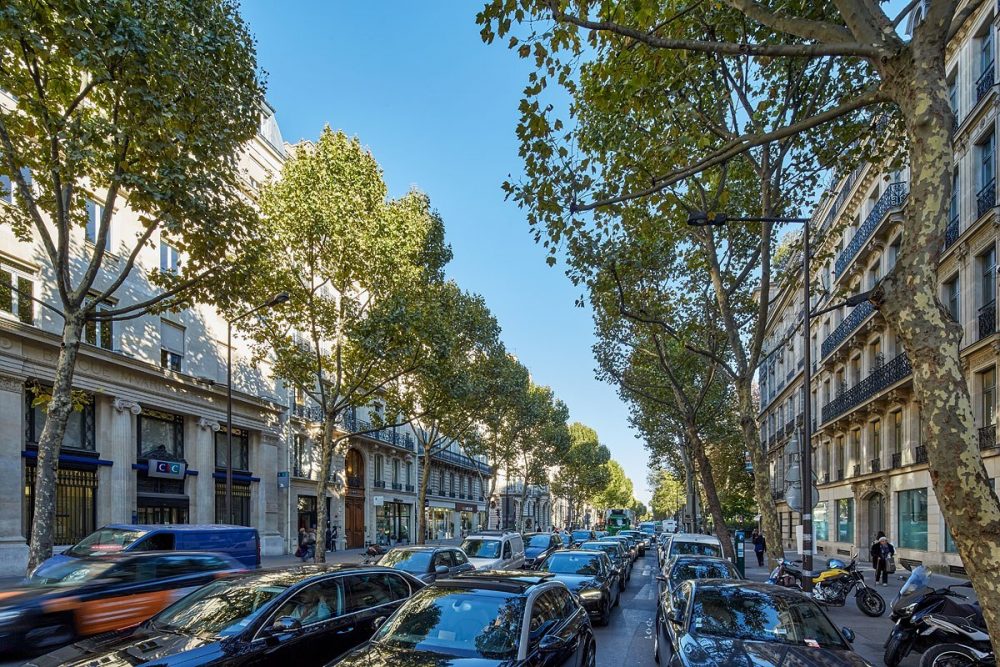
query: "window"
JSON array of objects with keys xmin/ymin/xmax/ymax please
[
  {"xmin": 836, "ymin": 498, "xmax": 854, "ymax": 542},
  {"xmin": 823, "ymin": 442, "xmax": 831, "ymax": 479},
  {"xmin": 215, "ymin": 480, "xmax": 251, "ymax": 526},
  {"xmin": 0, "ymin": 173, "xmax": 9, "ymax": 204},
  {"xmin": 85, "ymin": 199, "xmax": 111, "ymax": 250},
  {"xmin": 23, "ymin": 466, "xmax": 97, "ymax": 545},
  {"xmin": 137, "ymin": 409, "xmax": 184, "ymax": 460},
  {"xmin": 406, "ymin": 461, "xmax": 412, "ymax": 485},
  {"xmin": 160, "ymin": 241, "xmax": 180, "ymax": 274},
  {"xmin": 945, "ymin": 274, "xmax": 961, "ymax": 322},
  {"xmin": 850, "ymin": 429, "xmax": 860, "ymax": 466},
  {"xmin": 836, "ymin": 437, "xmax": 845, "ymax": 478},
  {"xmin": 26, "ymin": 388, "xmax": 95, "ymax": 451},
  {"xmin": 898, "ymin": 488, "xmax": 929, "ymax": 550},
  {"xmin": 814, "ymin": 502, "xmax": 828, "ymax": 541},
  {"xmin": 871, "ymin": 419, "xmax": 882, "ymax": 463},
  {"xmin": 215, "ymin": 427, "xmax": 250, "ymax": 471},
  {"xmin": 449, "ymin": 473, "xmax": 455, "ymax": 495},
  {"xmin": 392, "ymin": 459, "xmax": 400, "ymax": 485},
  {"xmin": 160, "ymin": 319, "xmax": 184, "ymax": 372},
  {"xmin": 867, "ymin": 262, "xmax": 879, "ymax": 290},
  {"xmin": 982, "ymin": 367, "xmax": 996, "ymax": 426},
  {"xmin": 293, "ymin": 434, "xmax": 309, "ymax": 477},
  {"xmin": 374, "ymin": 454, "xmax": 383, "ymax": 482},
  {"xmin": 276, "ymin": 578, "xmax": 343, "ymax": 625},
  {"xmin": 84, "ymin": 299, "xmax": 114, "ymax": 350},
  {"xmin": 979, "ymin": 132, "xmax": 995, "ymax": 191},
  {"xmin": 982, "ymin": 246, "xmax": 996, "ymax": 307},
  {"xmin": 981, "ymin": 29, "xmax": 994, "ymax": 82},
  {"xmin": 892, "ymin": 411, "xmax": 903, "ymax": 455},
  {"xmin": 0, "ymin": 264, "xmax": 34, "ymax": 325},
  {"xmin": 344, "ymin": 573, "xmax": 395, "ymax": 612},
  {"xmin": 948, "ymin": 70, "xmax": 959, "ymax": 119},
  {"xmin": 869, "ymin": 338, "xmax": 883, "ymax": 370},
  {"xmin": 950, "ymin": 168, "xmax": 960, "ymax": 224}
]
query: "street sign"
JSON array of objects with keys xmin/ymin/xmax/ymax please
[
  {"xmin": 373, "ymin": 495, "xmax": 385, "ymax": 506},
  {"xmin": 277, "ymin": 471, "xmax": 289, "ymax": 489}
]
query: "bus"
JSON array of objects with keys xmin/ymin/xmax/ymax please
[
  {"xmin": 605, "ymin": 508, "xmax": 635, "ymax": 535},
  {"xmin": 638, "ymin": 521, "xmax": 659, "ymax": 537}
]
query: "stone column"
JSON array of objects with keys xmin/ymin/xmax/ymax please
[
  {"xmin": 259, "ymin": 431, "xmax": 282, "ymax": 555},
  {"xmin": 193, "ymin": 418, "xmax": 219, "ymax": 524},
  {"xmin": 107, "ymin": 398, "xmax": 141, "ymax": 524},
  {"xmin": 0, "ymin": 374, "xmax": 28, "ymax": 575}
]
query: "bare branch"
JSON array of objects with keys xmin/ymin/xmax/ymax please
[
  {"xmin": 91, "ymin": 221, "xmax": 159, "ymax": 304},
  {"xmin": 88, "ymin": 268, "xmax": 215, "ymax": 320},
  {"xmin": 723, "ymin": 0, "xmax": 853, "ymax": 43}
]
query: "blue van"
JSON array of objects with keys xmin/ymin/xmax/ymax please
[{"xmin": 30, "ymin": 524, "xmax": 260, "ymax": 579}]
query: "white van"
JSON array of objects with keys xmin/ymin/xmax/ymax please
[
  {"xmin": 460, "ymin": 531, "xmax": 525, "ymax": 570},
  {"xmin": 663, "ymin": 533, "xmax": 724, "ymax": 560}
]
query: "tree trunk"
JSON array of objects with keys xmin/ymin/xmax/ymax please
[
  {"xmin": 417, "ymin": 449, "xmax": 432, "ymax": 544},
  {"xmin": 736, "ymin": 382, "xmax": 783, "ymax": 565},
  {"xmin": 687, "ymin": 427, "xmax": 735, "ymax": 561},
  {"xmin": 877, "ymin": 51, "xmax": 1000, "ymax": 651},
  {"xmin": 27, "ymin": 317, "xmax": 84, "ymax": 574},
  {"xmin": 519, "ymin": 484, "xmax": 530, "ymax": 532},
  {"xmin": 313, "ymin": 418, "xmax": 337, "ymax": 563}
]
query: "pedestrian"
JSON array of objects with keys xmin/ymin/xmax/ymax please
[
  {"xmin": 295, "ymin": 527, "xmax": 306, "ymax": 558},
  {"xmin": 752, "ymin": 529, "xmax": 766, "ymax": 567},
  {"xmin": 870, "ymin": 532, "xmax": 895, "ymax": 586},
  {"xmin": 302, "ymin": 526, "xmax": 317, "ymax": 562}
]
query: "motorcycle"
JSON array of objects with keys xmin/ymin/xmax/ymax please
[
  {"xmin": 920, "ymin": 642, "xmax": 995, "ymax": 667},
  {"xmin": 914, "ymin": 614, "xmax": 992, "ymax": 667},
  {"xmin": 768, "ymin": 554, "xmax": 885, "ymax": 617},
  {"xmin": 884, "ymin": 566, "xmax": 983, "ymax": 667}
]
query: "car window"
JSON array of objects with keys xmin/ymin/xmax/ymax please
[
  {"xmin": 461, "ymin": 539, "xmax": 501, "ymax": 559},
  {"xmin": 158, "ymin": 578, "xmax": 289, "ymax": 637},
  {"xmin": 274, "ymin": 578, "xmax": 343, "ymax": 626},
  {"xmin": 66, "ymin": 527, "xmax": 146, "ymax": 557},
  {"xmin": 154, "ymin": 555, "xmax": 201, "ymax": 578},
  {"xmin": 344, "ymin": 573, "xmax": 396, "ymax": 612},
  {"xmin": 134, "ymin": 532, "xmax": 174, "ymax": 551},
  {"xmin": 670, "ymin": 560, "xmax": 740, "ymax": 584},
  {"xmin": 670, "ymin": 541, "xmax": 722, "ymax": 557},
  {"xmin": 502, "ymin": 542, "xmax": 512, "ymax": 559},
  {"xmin": 672, "ymin": 583, "xmax": 690, "ymax": 617},
  {"xmin": 384, "ymin": 573, "xmax": 412, "ymax": 601},
  {"xmin": 527, "ymin": 534, "xmax": 552, "ymax": 548},
  {"xmin": 434, "ymin": 551, "xmax": 456, "ymax": 568},
  {"xmin": 108, "ymin": 559, "xmax": 157, "ymax": 583},
  {"xmin": 550, "ymin": 587, "xmax": 575, "ymax": 619},
  {"xmin": 452, "ymin": 550, "xmax": 468, "ymax": 566},
  {"xmin": 528, "ymin": 590, "xmax": 561, "ymax": 644}
]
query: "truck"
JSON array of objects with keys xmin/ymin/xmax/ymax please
[
  {"xmin": 605, "ymin": 508, "xmax": 635, "ymax": 535},
  {"xmin": 638, "ymin": 520, "xmax": 659, "ymax": 537},
  {"xmin": 662, "ymin": 518, "xmax": 678, "ymax": 533}
]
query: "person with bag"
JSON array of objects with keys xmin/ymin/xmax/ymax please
[
  {"xmin": 294, "ymin": 527, "xmax": 306, "ymax": 558},
  {"xmin": 870, "ymin": 532, "xmax": 895, "ymax": 586},
  {"xmin": 302, "ymin": 527, "xmax": 317, "ymax": 562}
]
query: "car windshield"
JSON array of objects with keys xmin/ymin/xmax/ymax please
[
  {"xmin": 374, "ymin": 588, "xmax": 524, "ymax": 659},
  {"xmin": 66, "ymin": 527, "xmax": 146, "ymax": 557},
  {"xmin": 670, "ymin": 541, "xmax": 722, "ymax": 557},
  {"xmin": 28, "ymin": 559, "xmax": 116, "ymax": 586},
  {"xmin": 380, "ymin": 549, "xmax": 433, "ymax": 574},
  {"xmin": 461, "ymin": 539, "xmax": 500, "ymax": 559},
  {"xmin": 571, "ymin": 531, "xmax": 591, "ymax": 541},
  {"xmin": 670, "ymin": 561, "xmax": 739, "ymax": 584},
  {"xmin": 541, "ymin": 553, "xmax": 602, "ymax": 575},
  {"xmin": 527, "ymin": 535, "xmax": 551, "ymax": 548},
  {"xmin": 690, "ymin": 586, "xmax": 848, "ymax": 650},
  {"xmin": 581, "ymin": 543, "xmax": 618, "ymax": 558},
  {"xmin": 151, "ymin": 577, "xmax": 288, "ymax": 637}
]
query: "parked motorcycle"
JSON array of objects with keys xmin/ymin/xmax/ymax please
[
  {"xmin": 920, "ymin": 642, "xmax": 995, "ymax": 667},
  {"xmin": 913, "ymin": 614, "xmax": 993, "ymax": 667},
  {"xmin": 884, "ymin": 566, "xmax": 983, "ymax": 667},
  {"xmin": 768, "ymin": 554, "xmax": 885, "ymax": 617}
]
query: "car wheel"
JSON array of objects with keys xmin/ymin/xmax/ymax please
[
  {"xmin": 598, "ymin": 599, "xmax": 611, "ymax": 626},
  {"xmin": 582, "ymin": 636, "xmax": 597, "ymax": 667},
  {"xmin": 653, "ymin": 622, "xmax": 660, "ymax": 664}
]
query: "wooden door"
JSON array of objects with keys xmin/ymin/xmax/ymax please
[{"xmin": 346, "ymin": 498, "xmax": 364, "ymax": 549}]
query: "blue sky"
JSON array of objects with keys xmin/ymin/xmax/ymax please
[{"xmin": 239, "ymin": 1, "xmax": 653, "ymax": 503}]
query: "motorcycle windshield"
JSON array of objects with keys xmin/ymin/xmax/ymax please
[{"xmin": 900, "ymin": 566, "xmax": 930, "ymax": 596}]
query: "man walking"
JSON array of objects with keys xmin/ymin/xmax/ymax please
[{"xmin": 751, "ymin": 529, "xmax": 766, "ymax": 567}]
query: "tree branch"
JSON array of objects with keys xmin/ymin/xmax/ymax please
[
  {"xmin": 723, "ymin": 0, "xmax": 853, "ymax": 43},
  {"xmin": 91, "ymin": 221, "xmax": 159, "ymax": 305},
  {"xmin": 88, "ymin": 268, "xmax": 215, "ymax": 320}
]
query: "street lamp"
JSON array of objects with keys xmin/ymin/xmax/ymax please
[{"xmin": 224, "ymin": 292, "xmax": 289, "ymax": 524}]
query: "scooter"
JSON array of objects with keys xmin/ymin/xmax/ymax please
[
  {"xmin": 914, "ymin": 614, "xmax": 992, "ymax": 667},
  {"xmin": 768, "ymin": 553, "xmax": 885, "ymax": 617},
  {"xmin": 884, "ymin": 566, "xmax": 982, "ymax": 667},
  {"xmin": 920, "ymin": 642, "xmax": 994, "ymax": 667}
]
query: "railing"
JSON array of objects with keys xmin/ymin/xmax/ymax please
[
  {"xmin": 853, "ymin": 464, "xmax": 861, "ymax": 477},
  {"xmin": 374, "ymin": 480, "xmax": 386, "ymax": 489},
  {"xmin": 405, "ymin": 484, "xmax": 415, "ymax": 492},
  {"xmin": 979, "ymin": 301, "xmax": 996, "ymax": 340},
  {"xmin": 347, "ymin": 475, "xmax": 363, "ymax": 489},
  {"xmin": 291, "ymin": 404, "xmax": 324, "ymax": 421},
  {"xmin": 823, "ymin": 163, "xmax": 865, "ymax": 231},
  {"xmin": 915, "ymin": 446, "xmax": 928, "ymax": 464},
  {"xmin": 772, "ymin": 489, "xmax": 785, "ymax": 500},
  {"xmin": 871, "ymin": 458, "xmax": 881, "ymax": 473},
  {"xmin": 822, "ymin": 352, "xmax": 912, "ymax": 423},
  {"xmin": 448, "ymin": 492, "xmax": 456, "ymax": 498},
  {"xmin": 822, "ymin": 301, "xmax": 874, "ymax": 358},
  {"xmin": 978, "ymin": 178, "xmax": 996, "ymax": 219},
  {"xmin": 977, "ymin": 63, "xmax": 995, "ymax": 104},
  {"xmin": 341, "ymin": 412, "xmax": 416, "ymax": 451},
  {"xmin": 892, "ymin": 452, "xmax": 902, "ymax": 468},
  {"xmin": 836, "ymin": 469, "xmax": 844, "ymax": 481},
  {"xmin": 420, "ymin": 445, "xmax": 493, "ymax": 475},
  {"xmin": 787, "ymin": 369, "xmax": 795, "ymax": 382},
  {"xmin": 945, "ymin": 213, "xmax": 960, "ymax": 249},
  {"xmin": 835, "ymin": 182, "xmax": 908, "ymax": 276},
  {"xmin": 979, "ymin": 425, "xmax": 997, "ymax": 450},
  {"xmin": 391, "ymin": 482, "xmax": 402, "ymax": 490},
  {"xmin": 821, "ymin": 473, "xmax": 830, "ymax": 484},
  {"xmin": 784, "ymin": 422, "xmax": 794, "ymax": 436}
]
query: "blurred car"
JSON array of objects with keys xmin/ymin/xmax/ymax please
[
  {"xmin": 594, "ymin": 530, "xmax": 608, "ymax": 539},
  {"xmin": 656, "ymin": 534, "xmax": 673, "ymax": 564},
  {"xmin": 332, "ymin": 571, "xmax": 596, "ymax": 667},
  {"xmin": 578, "ymin": 540, "xmax": 630, "ymax": 589},
  {"xmin": 378, "ymin": 546, "xmax": 474, "ymax": 584},
  {"xmin": 537, "ymin": 550, "xmax": 619, "ymax": 626},
  {"xmin": 569, "ymin": 530, "xmax": 596, "ymax": 547},
  {"xmin": 522, "ymin": 532, "xmax": 563, "ymax": 570},
  {"xmin": 27, "ymin": 564, "xmax": 425, "ymax": 667},
  {"xmin": 654, "ymin": 555, "xmax": 742, "ymax": 651},
  {"xmin": 662, "ymin": 533, "xmax": 723, "ymax": 561},
  {"xmin": 655, "ymin": 580, "xmax": 866, "ymax": 666},
  {"xmin": 0, "ymin": 551, "xmax": 242, "ymax": 655},
  {"xmin": 619, "ymin": 530, "xmax": 649, "ymax": 556},
  {"xmin": 599, "ymin": 535, "xmax": 636, "ymax": 562}
]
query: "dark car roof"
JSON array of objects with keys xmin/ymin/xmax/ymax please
[
  {"xmin": 668, "ymin": 555, "xmax": 737, "ymax": 567},
  {"xmin": 104, "ymin": 523, "xmax": 255, "ymax": 532},
  {"xmin": 68, "ymin": 550, "xmax": 240, "ymax": 564},
  {"xmin": 441, "ymin": 570, "xmax": 555, "ymax": 593},
  {"xmin": 690, "ymin": 579, "xmax": 807, "ymax": 598},
  {"xmin": 227, "ymin": 564, "xmax": 408, "ymax": 588},
  {"xmin": 579, "ymin": 541, "xmax": 619, "ymax": 550}
]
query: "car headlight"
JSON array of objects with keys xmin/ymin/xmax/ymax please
[
  {"xmin": 0, "ymin": 609, "xmax": 23, "ymax": 624},
  {"xmin": 580, "ymin": 590, "xmax": 603, "ymax": 600}
]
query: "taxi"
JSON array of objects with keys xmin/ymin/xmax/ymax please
[{"xmin": 0, "ymin": 551, "xmax": 242, "ymax": 654}]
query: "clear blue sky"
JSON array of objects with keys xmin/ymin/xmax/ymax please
[{"xmin": 240, "ymin": 1, "xmax": 652, "ymax": 503}]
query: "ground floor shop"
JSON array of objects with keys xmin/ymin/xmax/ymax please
[{"xmin": 424, "ymin": 499, "xmax": 485, "ymax": 540}]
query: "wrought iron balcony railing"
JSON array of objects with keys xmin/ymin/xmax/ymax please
[
  {"xmin": 852, "ymin": 464, "xmax": 861, "ymax": 477},
  {"xmin": 391, "ymin": 482, "xmax": 402, "ymax": 490},
  {"xmin": 979, "ymin": 425, "xmax": 997, "ymax": 451},
  {"xmin": 979, "ymin": 301, "xmax": 996, "ymax": 340},
  {"xmin": 291, "ymin": 404, "xmax": 324, "ymax": 421},
  {"xmin": 835, "ymin": 181, "xmax": 908, "ymax": 276},
  {"xmin": 347, "ymin": 475, "xmax": 363, "ymax": 489},
  {"xmin": 891, "ymin": 452, "xmax": 902, "ymax": 468},
  {"xmin": 977, "ymin": 63, "xmax": 995, "ymax": 104},
  {"xmin": 822, "ymin": 352, "xmax": 912, "ymax": 424},
  {"xmin": 823, "ymin": 163, "xmax": 865, "ymax": 231},
  {"xmin": 341, "ymin": 412, "xmax": 416, "ymax": 451},
  {"xmin": 405, "ymin": 484, "xmax": 415, "ymax": 492},
  {"xmin": 978, "ymin": 178, "xmax": 996, "ymax": 219},
  {"xmin": 915, "ymin": 446, "xmax": 928, "ymax": 464},
  {"xmin": 822, "ymin": 301, "xmax": 874, "ymax": 359},
  {"xmin": 836, "ymin": 468, "xmax": 844, "ymax": 481},
  {"xmin": 871, "ymin": 458, "xmax": 882, "ymax": 473},
  {"xmin": 374, "ymin": 480, "xmax": 386, "ymax": 489},
  {"xmin": 945, "ymin": 213, "xmax": 960, "ymax": 249},
  {"xmin": 772, "ymin": 489, "xmax": 785, "ymax": 500}
]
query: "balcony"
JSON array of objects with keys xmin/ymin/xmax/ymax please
[
  {"xmin": 835, "ymin": 181, "xmax": 908, "ymax": 276},
  {"xmin": 978, "ymin": 179, "xmax": 996, "ymax": 219},
  {"xmin": 374, "ymin": 480, "xmax": 386, "ymax": 489},
  {"xmin": 391, "ymin": 482, "xmax": 402, "ymax": 490},
  {"xmin": 291, "ymin": 404, "xmax": 324, "ymax": 422},
  {"xmin": 977, "ymin": 64, "xmax": 995, "ymax": 105},
  {"xmin": 979, "ymin": 301, "xmax": 996, "ymax": 340},
  {"xmin": 823, "ymin": 163, "xmax": 865, "ymax": 231},
  {"xmin": 347, "ymin": 475, "xmax": 363, "ymax": 489},
  {"xmin": 979, "ymin": 425, "xmax": 997, "ymax": 451},
  {"xmin": 822, "ymin": 301, "xmax": 874, "ymax": 359},
  {"xmin": 405, "ymin": 484, "xmax": 415, "ymax": 492},
  {"xmin": 915, "ymin": 446, "xmax": 928, "ymax": 464},
  {"xmin": 892, "ymin": 452, "xmax": 902, "ymax": 468},
  {"xmin": 945, "ymin": 214, "xmax": 960, "ymax": 250},
  {"xmin": 784, "ymin": 422, "xmax": 794, "ymax": 436},
  {"xmin": 871, "ymin": 458, "xmax": 881, "ymax": 473},
  {"xmin": 836, "ymin": 469, "xmax": 844, "ymax": 481},
  {"xmin": 448, "ymin": 492, "xmax": 456, "ymax": 498},
  {"xmin": 852, "ymin": 464, "xmax": 861, "ymax": 477},
  {"xmin": 822, "ymin": 352, "xmax": 912, "ymax": 424},
  {"xmin": 341, "ymin": 412, "xmax": 416, "ymax": 452},
  {"xmin": 424, "ymin": 446, "xmax": 493, "ymax": 475},
  {"xmin": 772, "ymin": 489, "xmax": 785, "ymax": 500}
]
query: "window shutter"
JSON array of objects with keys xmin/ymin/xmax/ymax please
[{"xmin": 160, "ymin": 319, "xmax": 184, "ymax": 354}]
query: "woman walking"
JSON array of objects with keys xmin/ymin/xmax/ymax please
[
  {"xmin": 870, "ymin": 532, "xmax": 895, "ymax": 586},
  {"xmin": 751, "ymin": 529, "xmax": 766, "ymax": 567}
]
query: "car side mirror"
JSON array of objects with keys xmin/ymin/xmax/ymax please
[
  {"xmin": 655, "ymin": 575, "xmax": 668, "ymax": 583},
  {"xmin": 842, "ymin": 627, "xmax": 855, "ymax": 643},
  {"xmin": 373, "ymin": 616, "xmax": 387, "ymax": 630},
  {"xmin": 271, "ymin": 616, "xmax": 302, "ymax": 635},
  {"xmin": 538, "ymin": 634, "xmax": 567, "ymax": 652},
  {"xmin": 435, "ymin": 565, "xmax": 450, "ymax": 575}
]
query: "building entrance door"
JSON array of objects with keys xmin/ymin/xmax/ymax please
[
  {"xmin": 345, "ymin": 497, "xmax": 364, "ymax": 548},
  {"xmin": 867, "ymin": 493, "xmax": 885, "ymax": 548}
]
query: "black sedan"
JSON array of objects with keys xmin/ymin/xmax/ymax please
[
  {"xmin": 27, "ymin": 564, "xmax": 425, "ymax": 667},
  {"xmin": 654, "ymin": 556, "xmax": 742, "ymax": 656},
  {"xmin": 578, "ymin": 541, "xmax": 630, "ymax": 589},
  {"xmin": 378, "ymin": 546, "xmax": 474, "ymax": 583},
  {"xmin": 332, "ymin": 571, "xmax": 596, "ymax": 667},
  {"xmin": 600, "ymin": 535, "xmax": 636, "ymax": 562},
  {"xmin": 569, "ymin": 530, "xmax": 596, "ymax": 547},
  {"xmin": 523, "ymin": 532, "xmax": 563, "ymax": 569},
  {"xmin": 537, "ymin": 550, "xmax": 619, "ymax": 626},
  {"xmin": 619, "ymin": 531, "xmax": 647, "ymax": 556},
  {"xmin": 656, "ymin": 580, "xmax": 869, "ymax": 666}
]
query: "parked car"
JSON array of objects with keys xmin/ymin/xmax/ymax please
[
  {"xmin": 31, "ymin": 524, "xmax": 260, "ymax": 580},
  {"xmin": 570, "ymin": 529, "xmax": 596, "ymax": 547},
  {"xmin": 26, "ymin": 564, "xmax": 425, "ymax": 667},
  {"xmin": 0, "ymin": 551, "xmax": 243, "ymax": 655},
  {"xmin": 537, "ymin": 550, "xmax": 620, "ymax": 626},
  {"xmin": 619, "ymin": 530, "xmax": 649, "ymax": 555},
  {"xmin": 599, "ymin": 535, "xmax": 636, "ymax": 562},
  {"xmin": 578, "ymin": 540, "xmax": 630, "ymax": 589},
  {"xmin": 522, "ymin": 532, "xmax": 563, "ymax": 569},
  {"xmin": 654, "ymin": 555, "xmax": 742, "ymax": 651},
  {"xmin": 332, "ymin": 571, "xmax": 596, "ymax": 667},
  {"xmin": 655, "ymin": 580, "xmax": 866, "ymax": 666},
  {"xmin": 378, "ymin": 546, "xmax": 474, "ymax": 583},
  {"xmin": 460, "ymin": 531, "xmax": 525, "ymax": 570},
  {"xmin": 661, "ymin": 533, "xmax": 723, "ymax": 561}
]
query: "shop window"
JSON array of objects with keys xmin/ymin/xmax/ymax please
[
  {"xmin": 215, "ymin": 427, "xmax": 250, "ymax": 471},
  {"xmin": 137, "ymin": 409, "xmax": 184, "ymax": 460},
  {"xmin": 898, "ymin": 488, "xmax": 929, "ymax": 550},
  {"xmin": 836, "ymin": 498, "xmax": 854, "ymax": 542},
  {"xmin": 0, "ymin": 264, "xmax": 34, "ymax": 325},
  {"xmin": 215, "ymin": 480, "xmax": 251, "ymax": 526},
  {"xmin": 25, "ymin": 387, "xmax": 95, "ymax": 451},
  {"xmin": 23, "ymin": 466, "xmax": 97, "ymax": 545},
  {"xmin": 814, "ymin": 502, "xmax": 828, "ymax": 541}
]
